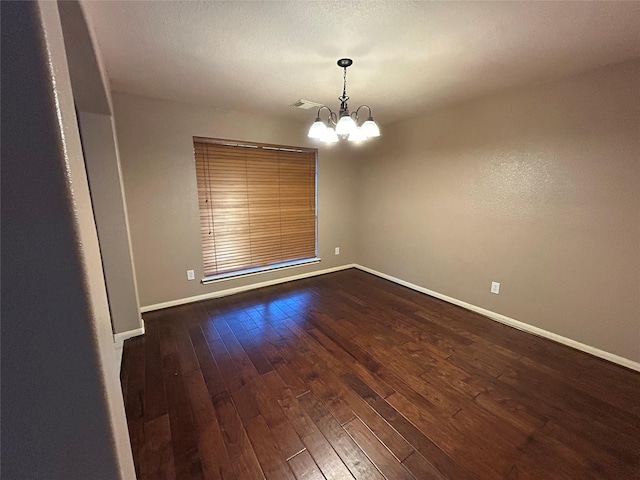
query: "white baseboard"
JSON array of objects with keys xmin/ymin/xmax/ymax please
[
  {"xmin": 354, "ymin": 264, "xmax": 640, "ymax": 373},
  {"xmin": 114, "ymin": 320, "xmax": 145, "ymax": 370},
  {"xmin": 140, "ymin": 263, "xmax": 357, "ymax": 313},
  {"xmin": 113, "ymin": 320, "xmax": 146, "ymax": 348}
]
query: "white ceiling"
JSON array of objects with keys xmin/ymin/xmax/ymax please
[{"xmin": 82, "ymin": 1, "xmax": 640, "ymax": 125}]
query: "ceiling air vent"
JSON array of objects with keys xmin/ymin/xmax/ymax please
[{"xmin": 290, "ymin": 99, "xmax": 323, "ymax": 110}]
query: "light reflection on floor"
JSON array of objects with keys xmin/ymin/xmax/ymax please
[{"xmin": 206, "ymin": 288, "xmax": 316, "ymax": 342}]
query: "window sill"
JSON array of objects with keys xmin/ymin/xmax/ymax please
[{"xmin": 201, "ymin": 257, "xmax": 321, "ymax": 285}]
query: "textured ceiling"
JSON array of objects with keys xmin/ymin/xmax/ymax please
[{"xmin": 82, "ymin": 1, "xmax": 640, "ymax": 125}]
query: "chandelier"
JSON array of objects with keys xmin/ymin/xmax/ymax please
[{"xmin": 307, "ymin": 58, "xmax": 380, "ymax": 143}]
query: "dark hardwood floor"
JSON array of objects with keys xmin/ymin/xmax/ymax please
[{"xmin": 120, "ymin": 268, "xmax": 640, "ymax": 479}]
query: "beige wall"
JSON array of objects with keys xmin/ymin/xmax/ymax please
[
  {"xmin": 355, "ymin": 59, "xmax": 640, "ymax": 363},
  {"xmin": 113, "ymin": 92, "xmax": 357, "ymax": 308},
  {"xmin": 60, "ymin": 0, "xmax": 142, "ymax": 335},
  {"xmin": 58, "ymin": 0, "xmax": 112, "ymax": 115},
  {"xmin": 78, "ymin": 112, "xmax": 142, "ymax": 333}
]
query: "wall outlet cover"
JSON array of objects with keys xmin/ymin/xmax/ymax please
[
  {"xmin": 491, "ymin": 281, "xmax": 500, "ymax": 294},
  {"xmin": 335, "ymin": 247, "xmax": 340, "ymax": 255},
  {"xmin": 187, "ymin": 269, "xmax": 195, "ymax": 281}
]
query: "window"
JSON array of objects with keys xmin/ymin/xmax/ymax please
[{"xmin": 194, "ymin": 137, "xmax": 318, "ymax": 281}]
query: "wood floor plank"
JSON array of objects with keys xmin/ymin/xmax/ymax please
[
  {"xmin": 120, "ymin": 268, "xmax": 640, "ymax": 480},
  {"xmin": 217, "ymin": 318, "xmax": 261, "ymax": 382},
  {"xmin": 226, "ymin": 317, "xmax": 274, "ymax": 375},
  {"xmin": 270, "ymin": 321, "xmax": 356, "ymax": 426},
  {"xmin": 189, "ymin": 326, "xmax": 227, "ymax": 397},
  {"xmin": 402, "ymin": 451, "xmax": 447, "ymax": 480},
  {"xmin": 245, "ymin": 414, "xmax": 296, "ymax": 480},
  {"xmin": 298, "ymin": 392, "xmax": 385, "ymax": 480},
  {"xmin": 173, "ymin": 320, "xmax": 201, "ymax": 374},
  {"xmin": 450, "ymin": 406, "xmax": 528, "ymax": 476},
  {"xmin": 343, "ymin": 373, "xmax": 474, "ymax": 480},
  {"xmin": 211, "ymin": 390, "xmax": 248, "ymax": 461},
  {"xmin": 184, "ymin": 369, "xmax": 236, "ymax": 480},
  {"xmin": 481, "ymin": 373, "xmax": 640, "ymax": 467},
  {"xmin": 343, "ymin": 417, "xmax": 416, "ymax": 480},
  {"xmin": 306, "ymin": 326, "xmax": 396, "ymax": 399},
  {"xmin": 144, "ymin": 330, "xmax": 168, "ymax": 422},
  {"xmin": 542, "ymin": 419, "xmax": 638, "ymax": 477},
  {"xmin": 207, "ymin": 337, "xmax": 242, "ymax": 392},
  {"xmin": 157, "ymin": 317, "xmax": 178, "ymax": 358},
  {"xmin": 138, "ymin": 414, "xmax": 176, "ymax": 480},
  {"xmin": 387, "ymin": 391, "xmax": 519, "ymax": 480},
  {"xmin": 232, "ymin": 446, "xmax": 267, "ymax": 480},
  {"xmin": 253, "ymin": 371, "xmax": 306, "ymax": 460},
  {"xmin": 245, "ymin": 324, "xmax": 310, "ymax": 398},
  {"xmin": 287, "ymin": 450, "xmax": 325, "ymax": 480},
  {"xmin": 210, "ymin": 390, "xmax": 265, "ymax": 480},
  {"xmin": 303, "ymin": 310, "xmax": 450, "ymax": 421},
  {"xmin": 173, "ymin": 448, "xmax": 205, "ymax": 480},
  {"xmin": 280, "ymin": 318, "xmax": 415, "ymax": 462},
  {"xmin": 209, "ymin": 330, "xmax": 261, "ymax": 427},
  {"xmin": 162, "ymin": 353, "xmax": 200, "ymax": 467},
  {"xmin": 417, "ymin": 354, "xmax": 483, "ymax": 399},
  {"xmin": 276, "ymin": 386, "xmax": 355, "ymax": 480},
  {"xmin": 472, "ymin": 391, "xmax": 547, "ymax": 436}
]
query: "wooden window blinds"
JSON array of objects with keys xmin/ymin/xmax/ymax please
[{"xmin": 194, "ymin": 138, "xmax": 317, "ymax": 279}]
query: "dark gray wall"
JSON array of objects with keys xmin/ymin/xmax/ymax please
[{"xmin": 1, "ymin": 1, "xmax": 135, "ymax": 478}]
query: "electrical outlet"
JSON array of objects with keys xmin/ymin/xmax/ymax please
[
  {"xmin": 187, "ymin": 269, "xmax": 195, "ymax": 281},
  {"xmin": 491, "ymin": 281, "xmax": 500, "ymax": 294},
  {"xmin": 335, "ymin": 247, "xmax": 340, "ymax": 255}
]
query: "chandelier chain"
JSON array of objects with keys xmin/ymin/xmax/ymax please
[
  {"xmin": 339, "ymin": 66, "xmax": 349, "ymax": 107},
  {"xmin": 343, "ymin": 66, "xmax": 347, "ymax": 98}
]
